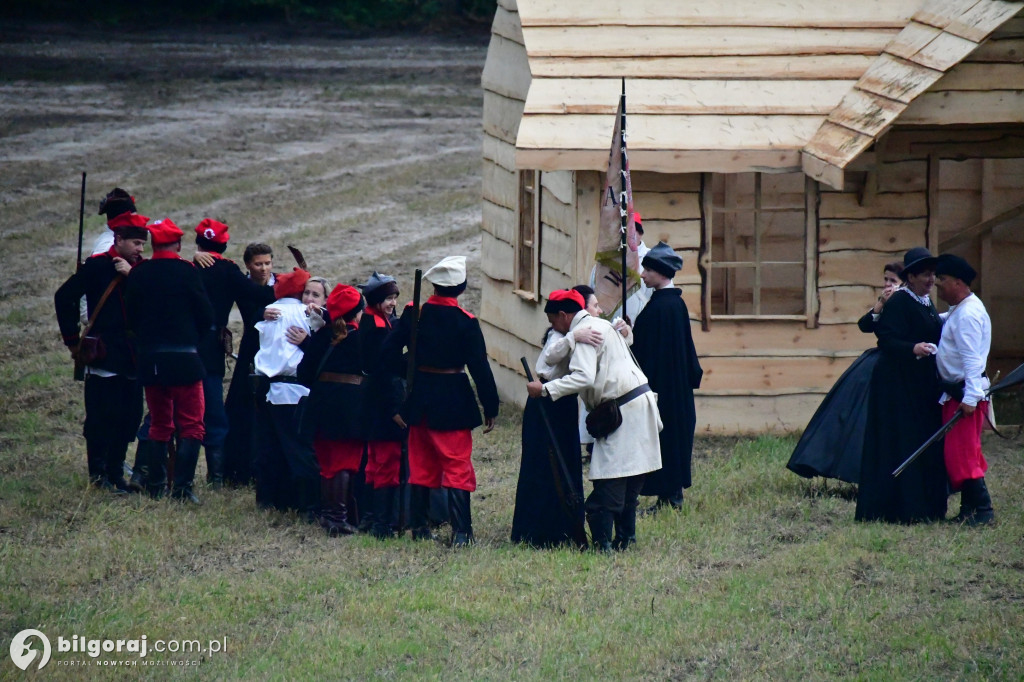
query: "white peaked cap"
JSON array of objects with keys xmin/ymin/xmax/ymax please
[{"xmin": 424, "ymin": 255, "xmax": 467, "ymax": 287}]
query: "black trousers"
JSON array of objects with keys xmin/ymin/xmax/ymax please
[
  {"xmin": 585, "ymin": 474, "xmax": 646, "ymax": 516},
  {"xmin": 83, "ymin": 373, "xmax": 143, "ymax": 480},
  {"xmin": 254, "ymin": 401, "xmax": 320, "ymax": 511}
]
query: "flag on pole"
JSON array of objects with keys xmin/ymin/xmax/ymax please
[{"xmin": 592, "ymin": 82, "xmax": 641, "ymax": 317}]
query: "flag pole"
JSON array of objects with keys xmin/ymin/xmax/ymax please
[{"xmin": 619, "ymin": 79, "xmax": 629, "ymax": 323}]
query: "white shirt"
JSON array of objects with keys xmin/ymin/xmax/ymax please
[
  {"xmin": 937, "ymin": 293, "xmax": 991, "ymax": 406},
  {"xmin": 254, "ymin": 298, "xmax": 311, "ymax": 405}
]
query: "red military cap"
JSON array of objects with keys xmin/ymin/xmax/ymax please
[
  {"xmin": 148, "ymin": 218, "xmax": 184, "ymax": 246},
  {"xmin": 274, "ymin": 267, "xmax": 311, "ymax": 300},
  {"xmin": 327, "ymin": 284, "xmax": 364, "ymax": 320},
  {"xmin": 196, "ymin": 218, "xmax": 230, "ymax": 244},
  {"xmin": 106, "ymin": 212, "xmax": 150, "ymax": 232},
  {"xmin": 544, "ymin": 288, "xmax": 585, "ymax": 314}
]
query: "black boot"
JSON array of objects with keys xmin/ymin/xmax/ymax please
[
  {"xmin": 968, "ymin": 478, "xmax": 994, "ymax": 526},
  {"xmin": 448, "ymin": 488, "xmax": 474, "ymax": 547},
  {"xmin": 323, "ymin": 472, "xmax": 358, "ymax": 536},
  {"xmin": 641, "ymin": 489, "xmax": 684, "ymax": 517},
  {"xmin": 147, "ymin": 441, "xmax": 169, "ymax": 499},
  {"xmin": 104, "ymin": 441, "xmax": 131, "ymax": 495},
  {"xmin": 409, "ymin": 485, "xmax": 434, "ymax": 540},
  {"xmin": 613, "ymin": 499, "xmax": 638, "ymax": 551},
  {"xmin": 128, "ymin": 440, "xmax": 150, "ymax": 494},
  {"xmin": 86, "ymin": 440, "xmax": 107, "ymax": 488},
  {"xmin": 205, "ymin": 446, "xmax": 225, "ymax": 490},
  {"xmin": 587, "ymin": 510, "xmax": 615, "ymax": 553},
  {"xmin": 295, "ymin": 475, "xmax": 322, "ymax": 524},
  {"xmin": 371, "ymin": 486, "xmax": 399, "ymax": 539},
  {"xmin": 171, "ymin": 438, "xmax": 202, "ymax": 504}
]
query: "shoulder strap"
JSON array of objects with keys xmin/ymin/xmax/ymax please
[{"xmin": 77, "ymin": 273, "xmax": 124, "ymax": 346}]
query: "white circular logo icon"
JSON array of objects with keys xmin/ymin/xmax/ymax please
[
  {"xmin": 9, "ymin": 629, "xmax": 51, "ymax": 671},
  {"xmin": 204, "ymin": 228, "xmax": 216, "ymax": 239}
]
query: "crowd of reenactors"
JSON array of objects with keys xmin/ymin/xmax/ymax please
[{"xmin": 55, "ymin": 187, "xmax": 498, "ymax": 546}]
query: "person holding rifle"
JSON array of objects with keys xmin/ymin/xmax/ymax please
[
  {"xmin": 54, "ymin": 190, "xmax": 148, "ymax": 493},
  {"xmin": 934, "ymin": 254, "xmax": 994, "ymax": 526},
  {"xmin": 384, "ymin": 256, "xmax": 499, "ymax": 546},
  {"xmin": 527, "ymin": 288, "xmax": 662, "ymax": 552}
]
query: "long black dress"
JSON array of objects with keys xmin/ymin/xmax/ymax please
[
  {"xmin": 632, "ymin": 287, "xmax": 703, "ymax": 497},
  {"xmin": 856, "ymin": 290, "xmax": 947, "ymax": 523}
]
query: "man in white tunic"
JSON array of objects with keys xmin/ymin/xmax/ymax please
[
  {"xmin": 527, "ymin": 289, "xmax": 662, "ymax": 551},
  {"xmin": 935, "ymin": 254, "xmax": 993, "ymax": 525}
]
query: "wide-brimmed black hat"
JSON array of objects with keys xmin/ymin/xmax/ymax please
[
  {"xmin": 935, "ymin": 253, "xmax": 977, "ymax": 286},
  {"xmin": 899, "ymin": 246, "xmax": 937, "ymax": 279}
]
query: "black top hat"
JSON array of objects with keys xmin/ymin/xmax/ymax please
[{"xmin": 899, "ymin": 247, "xmax": 937, "ymax": 279}]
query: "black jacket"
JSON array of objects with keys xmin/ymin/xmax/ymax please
[
  {"xmin": 361, "ymin": 307, "xmax": 406, "ymax": 442},
  {"xmin": 196, "ymin": 256, "xmax": 275, "ymax": 377},
  {"xmin": 297, "ymin": 323, "xmax": 366, "ymax": 441},
  {"xmin": 124, "ymin": 253, "xmax": 214, "ymax": 386},
  {"xmin": 382, "ymin": 295, "xmax": 499, "ymax": 431},
  {"xmin": 54, "ymin": 250, "xmax": 138, "ymax": 376}
]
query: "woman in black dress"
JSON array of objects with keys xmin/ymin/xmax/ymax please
[{"xmin": 856, "ymin": 248, "xmax": 947, "ymax": 523}]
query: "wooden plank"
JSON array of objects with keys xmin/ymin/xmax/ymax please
[
  {"xmin": 518, "ymin": 146, "xmax": 804, "ymax": 174},
  {"xmin": 633, "ymin": 172, "xmax": 702, "ymax": 193},
  {"xmin": 540, "ymin": 169, "xmax": 574, "ymax": 205},
  {"xmin": 699, "ymin": 355, "xmax": 856, "ymax": 392},
  {"xmin": 540, "ymin": 262, "xmax": 573, "ymax": 291},
  {"xmin": 481, "ymin": 230, "xmax": 515, "ymax": 283},
  {"xmin": 483, "ymin": 90, "xmax": 526, "ymax": 145},
  {"xmin": 481, "ymin": 320, "xmax": 544, "ymax": 375},
  {"xmin": 529, "ymin": 54, "xmax": 879, "ymax": 79},
  {"xmin": 827, "ymin": 87, "xmax": 906, "ymax": 138},
  {"xmin": 694, "ymin": 394, "xmax": 829, "ymax": 434},
  {"xmin": 801, "ymin": 120, "xmax": 876, "ymax": 168},
  {"xmin": 482, "ymin": 160, "xmax": 519, "ymax": 211},
  {"xmin": 523, "ymin": 78, "xmax": 854, "ymax": 115},
  {"xmin": 940, "ymin": 200, "xmax": 1024, "ymax": 250},
  {"xmin": 819, "ymin": 218, "xmax": 926, "ymax": 251},
  {"xmin": 490, "ymin": 5, "xmax": 524, "ymax": 46},
  {"xmin": 631, "ymin": 192, "xmax": 701, "ymax": 221},
  {"xmin": 481, "ymin": 35, "xmax": 531, "ymax": 102},
  {"xmin": 968, "ymin": 37, "xmax": 1024, "ymax": 62},
  {"xmin": 540, "ymin": 222, "xmax": 575, "ymax": 274},
  {"xmin": 877, "ymin": 159, "xmax": 929, "ymax": 192},
  {"xmin": 539, "ymin": 185, "xmax": 576, "ymax": 235},
  {"xmin": 901, "ymin": 90, "xmax": 1024, "ymax": 125},
  {"xmin": 517, "ymin": 0, "xmax": 919, "ymax": 28},
  {"xmin": 912, "ymin": 0, "xmax": 983, "ymax": 30},
  {"xmin": 697, "ymin": 319, "xmax": 868, "ymax": 352},
  {"xmin": 931, "ymin": 62, "xmax": 1024, "ymax": 90},
  {"xmin": 820, "ymin": 190, "xmax": 927, "ymax": 218},
  {"xmin": 482, "ymin": 198, "xmax": 515, "ymax": 244},
  {"xmin": 886, "ymin": 21, "xmax": 944, "ymax": 60},
  {"xmin": 575, "ymin": 170, "xmax": 601, "ymax": 282},
  {"xmin": 908, "ymin": 30, "xmax": 979, "ymax": 71},
  {"xmin": 946, "ymin": 1, "xmax": 1024, "ymax": 43},
  {"xmin": 480, "ymin": 279, "xmax": 549, "ymax": 346},
  {"xmin": 802, "ymin": 151, "xmax": 845, "ymax": 190},
  {"xmin": 482, "ymin": 133, "xmax": 517, "ymax": 173},
  {"xmin": 818, "ymin": 285, "xmax": 879, "ymax": 325},
  {"xmin": 641, "ymin": 220, "xmax": 702, "ymax": 249},
  {"xmin": 805, "ymin": 176, "xmax": 819, "ymax": 328},
  {"xmin": 938, "ymin": 156, "xmax": 982, "ymax": 189},
  {"xmin": 857, "ymin": 53, "xmax": 945, "ymax": 104},
  {"xmin": 883, "ymin": 124, "xmax": 1024, "ymax": 159},
  {"xmin": 517, "ymin": 113, "xmax": 825, "ymax": 152},
  {"xmin": 819, "ymin": 250, "xmax": 906, "ymax": 287},
  {"xmin": 991, "ymin": 15, "xmax": 1024, "ymax": 38},
  {"xmin": 523, "ymin": 26, "xmax": 899, "ymax": 58}
]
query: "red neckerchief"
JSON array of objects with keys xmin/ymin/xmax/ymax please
[
  {"xmin": 205, "ymin": 252, "xmax": 224, "ymax": 261},
  {"xmin": 425, "ymin": 295, "xmax": 474, "ymax": 318},
  {"xmin": 150, "ymin": 250, "xmax": 183, "ymax": 261},
  {"xmin": 365, "ymin": 307, "xmax": 392, "ymax": 329},
  {"xmin": 348, "ymin": 319, "xmax": 360, "ymax": 331}
]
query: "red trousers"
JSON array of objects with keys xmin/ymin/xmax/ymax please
[
  {"xmin": 942, "ymin": 399, "xmax": 989, "ymax": 490},
  {"xmin": 408, "ymin": 425, "xmax": 475, "ymax": 491},
  {"xmin": 145, "ymin": 382, "xmax": 205, "ymax": 442},
  {"xmin": 313, "ymin": 439, "xmax": 363, "ymax": 478},
  {"xmin": 365, "ymin": 441, "xmax": 402, "ymax": 488}
]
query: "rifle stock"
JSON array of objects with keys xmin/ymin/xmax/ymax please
[
  {"xmin": 73, "ymin": 171, "xmax": 87, "ymax": 382},
  {"xmin": 405, "ymin": 269, "xmax": 423, "ymax": 393}
]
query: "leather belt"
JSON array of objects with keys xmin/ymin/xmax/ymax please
[
  {"xmin": 318, "ymin": 372, "xmax": 363, "ymax": 385},
  {"xmin": 615, "ymin": 383, "xmax": 651, "ymax": 407},
  {"xmin": 418, "ymin": 366, "xmax": 464, "ymax": 374},
  {"xmin": 270, "ymin": 376, "xmax": 301, "ymax": 384}
]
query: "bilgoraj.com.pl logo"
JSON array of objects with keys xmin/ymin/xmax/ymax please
[{"xmin": 8, "ymin": 628, "xmax": 227, "ymax": 670}]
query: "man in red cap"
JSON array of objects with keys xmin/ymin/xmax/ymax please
[
  {"xmin": 189, "ymin": 218, "xmax": 275, "ymax": 489},
  {"xmin": 124, "ymin": 218, "xmax": 214, "ymax": 501},
  {"xmin": 55, "ymin": 200, "xmax": 149, "ymax": 493}
]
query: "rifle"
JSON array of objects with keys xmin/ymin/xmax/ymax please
[
  {"xmin": 73, "ymin": 172, "xmax": 87, "ymax": 381},
  {"xmin": 521, "ymin": 357, "xmax": 589, "ymax": 550},
  {"xmin": 893, "ymin": 363, "xmax": 1024, "ymax": 477},
  {"xmin": 405, "ymin": 269, "xmax": 423, "ymax": 393},
  {"xmin": 618, "ymin": 79, "xmax": 629, "ymax": 325}
]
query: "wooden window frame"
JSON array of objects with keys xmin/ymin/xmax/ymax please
[
  {"xmin": 700, "ymin": 172, "xmax": 818, "ymax": 329},
  {"xmin": 513, "ymin": 169, "xmax": 542, "ymax": 301}
]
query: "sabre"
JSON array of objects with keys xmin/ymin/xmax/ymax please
[
  {"xmin": 521, "ymin": 357, "xmax": 588, "ymax": 550},
  {"xmin": 893, "ymin": 363, "xmax": 1024, "ymax": 477}
]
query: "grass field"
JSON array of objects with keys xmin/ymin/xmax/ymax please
[{"xmin": 2, "ymin": 26, "xmax": 1024, "ymax": 681}]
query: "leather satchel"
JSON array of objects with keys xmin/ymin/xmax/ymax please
[
  {"xmin": 78, "ymin": 335, "xmax": 107, "ymax": 365},
  {"xmin": 585, "ymin": 383, "xmax": 651, "ymax": 440}
]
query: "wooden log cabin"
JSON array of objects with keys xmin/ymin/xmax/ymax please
[{"xmin": 480, "ymin": 0, "xmax": 1024, "ymax": 432}]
